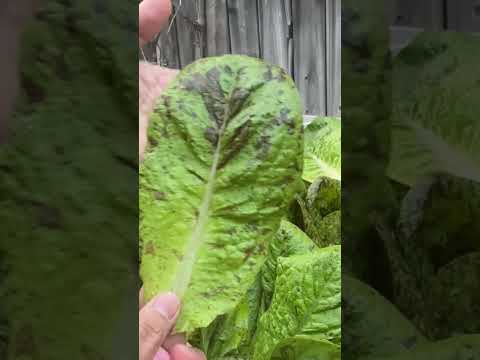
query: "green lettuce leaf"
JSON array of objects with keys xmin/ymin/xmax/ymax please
[
  {"xmin": 140, "ymin": 55, "xmax": 304, "ymax": 333},
  {"xmin": 312, "ymin": 211, "xmax": 341, "ymax": 248},
  {"xmin": 387, "ymin": 32, "xmax": 480, "ymax": 186},
  {"xmin": 342, "ymin": 275, "xmax": 427, "ymax": 360},
  {"xmin": 303, "ymin": 117, "xmax": 341, "ymax": 183},
  {"xmin": 427, "ymin": 252, "xmax": 480, "ymax": 338},
  {"xmin": 271, "ymin": 335, "xmax": 340, "ymax": 360},
  {"xmin": 262, "ymin": 220, "xmax": 318, "ymax": 307},
  {"xmin": 199, "ymin": 272, "xmax": 264, "ymax": 360},
  {"xmin": 368, "ymin": 335, "xmax": 480, "ymax": 360},
  {"xmin": 199, "ymin": 221, "xmax": 317, "ymax": 359},
  {"xmin": 253, "ymin": 246, "xmax": 341, "ymax": 360},
  {"xmin": 298, "ymin": 177, "xmax": 341, "ymax": 247}
]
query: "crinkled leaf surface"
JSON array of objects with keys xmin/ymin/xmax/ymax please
[
  {"xmin": 299, "ymin": 177, "xmax": 341, "ymax": 247},
  {"xmin": 198, "ymin": 221, "xmax": 317, "ymax": 359},
  {"xmin": 311, "ymin": 211, "xmax": 341, "ymax": 248},
  {"xmin": 271, "ymin": 335, "xmax": 340, "ymax": 360},
  {"xmin": 253, "ymin": 246, "xmax": 341, "ymax": 360},
  {"xmin": 303, "ymin": 117, "xmax": 341, "ymax": 183},
  {"xmin": 262, "ymin": 220, "xmax": 318, "ymax": 307},
  {"xmin": 427, "ymin": 252, "xmax": 480, "ymax": 338},
  {"xmin": 369, "ymin": 335, "xmax": 480, "ymax": 360},
  {"xmin": 342, "ymin": 275, "xmax": 427, "ymax": 360},
  {"xmin": 199, "ymin": 272, "xmax": 264, "ymax": 360},
  {"xmin": 387, "ymin": 32, "xmax": 480, "ymax": 186},
  {"xmin": 140, "ymin": 55, "xmax": 303, "ymax": 332}
]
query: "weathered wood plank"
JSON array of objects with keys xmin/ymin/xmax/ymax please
[
  {"xmin": 227, "ymin": 0, "xmax": 260, "ymax": 57},
  {"xmin": 205, "ymin": 0, "xmax": 230, "ymax": 56},
  {"xmin": 140, "ymin": 34, "xmax": 159, "ymax": 63},
  {"xmin": 173, "ymin": 0, "xmax": 205, "ymax": 67},
  {"xmin": 256, "ymin": 0, "xmax": 263, "ymax": 56},
  {"xmin": 447, "ymin": 0, "xmax": 480, "ymax": 32},
  {"xmin": 391, "ymin": 0, "xmax": 444, "ymax": 30},
  {"xmin": 284, "ymin": 0, "xmax": 293, "ymax": 76},
  {"xmin": 156, "ymin": 18, "xmax": 181, "ymax": 68},
  {"xmin": 194, "ymin": 0, "xmax": 206, "ymax": 60},
  {"xmin": 258, "ymin": 0, "xmax": 289, "ymax": 71},
  {"xmin": 293, "ymin": 0, "xmax": 326, "ymax": 115},
  {"xmin": 326, "ymin": 0, "xmax": 341, "ymax": 116}
]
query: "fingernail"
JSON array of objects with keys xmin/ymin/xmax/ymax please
[
  {"xmin": 153, "ymin": 292, "xmax": 180, "ymax": 320},
  {"xmin": 153, "ymin": 348, "xmax": 170, "ymax": 360}
]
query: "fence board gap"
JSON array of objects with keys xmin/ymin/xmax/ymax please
[
  {"xmin": 156, "ymin": 18, "xmax": 181, "ymax": 68},
  {"xmin": 293, "ymin": 0, "xmax": 327, "ymax": 115},
  {"xmin": 173, "ymin": 1, "xmax": 204, "ymax": 67},
  {"xmin": 326, "ymin": 0, "xmax": 341, "ymax": 116},
  {"xmin": 205, "ymin": 0, "xmax": 230, "ymax": 56},
  {"xmin": 258, "ymin": 0, "xmax": 289, "ymax": 71},
  {"xmin": 227, "ymin": 0, "xmax": 260, "ymax": 57}
]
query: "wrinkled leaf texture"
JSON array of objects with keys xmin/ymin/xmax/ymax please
[
  {"xmin": 388, "ymin": 32, "xmax": 480, "ymax": 186},
  {"xmin": 253, "ymin": 246, "xmax": 341, "ymax": 360},
  {"xmin": 140, "ymin": 55, "xmax": 303, "ymax": 332},
  {"xmin": 342, "ymin": 276, "xmax": 427, "ymax": 360},
  {"xmin": 303, "ymin": 117, "xmax": 341, "ymax": 183}
]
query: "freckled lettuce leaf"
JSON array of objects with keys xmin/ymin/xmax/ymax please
[
  {"xmin": 368, "ymin": 335, "xmax": 480, "ymax": 360},
  {"xmin": 343, "ymin": 275, "xmax": 427, "ymax": 360},
  {"xmin": 139, "ymin": 55, "xmax": 304, "ymax": 333},
  {"xmin": 271, "ymin": 335, "xmax": 340, "ymax": 360},
  {"xmin": 262, "ymin": 220, "xmax": 318, "ymax": 307},
  {"xmin": 198, "ymin": 220, "xmax": 317, "ymax": 359},
  {"xmin": 427, "ymin": 252, "xmax": 480, "ymax": 338},
  {"xmin": 253, "ymin": 246, "xmax": 341, "ymax": 360},
  {"xmin": 298, "ymin": 177, "xmax": 341, "ymax": 247},
  {"xmin": 303, "ymin": 117, "xmax": 341, "ymax": 183},
  {"xmin": 199, "ymin": 272, "xmax": 264, "ymax": 360},
  {"xmin": 387, "ymin": 32, "xmax": 480, "ymax": 186}
]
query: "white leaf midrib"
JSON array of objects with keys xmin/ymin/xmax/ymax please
[
  {"xmin": 171, "ymin": 110, "xmax": 228, "ymax": 298},
  {"xmin": 312, "ymin": 155, "xmax": 341, "ymax": 181},
  {"xmin": 411, "ymin": 121, "xmax": 480, "ymax": 183}
]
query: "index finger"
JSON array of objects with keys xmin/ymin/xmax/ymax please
[{"xmin": 139, "ymin": 0, "xmax": 172, "ymax": 47}]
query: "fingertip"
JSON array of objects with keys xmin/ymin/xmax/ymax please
[
  {"xmin": 169, "ymin": 344, "xmax": 206, "ymax": 360},
  {"xmin": 151, "ymin": 292, "xmax": 180, "ymax": 321},
  {"xmin": 153, "ymin": 348, "xmax": 171, "ymax": 360},
  {"xmin": 139, "ymin": 0, "xmax": 172, "ymax": 46}
]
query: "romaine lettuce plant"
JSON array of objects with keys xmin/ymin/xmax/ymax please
[
  {"xmin": 186, "ymin": 116, "xmax": 342, "ymax": 359},
  {"xmin": 140, "ymin": 54, "xmax": 342, "ymax": 358},
  {"xmin": 346, "ymin": 31, "xmax": 480, "ymax": 360},
  {"xmin": 140, "ymin": 55, "xmax": 304, "ymax": 333}
]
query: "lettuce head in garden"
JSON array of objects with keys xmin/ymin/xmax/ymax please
[
  {"xmin": 342, "ymin": 31, "xmax": 480, "ymax": 360},
  {"xmin": 140, "ymin": 54, "xmax": 342, "ymax": 359},
  {"xmin": 139, "ymin": 55, "xmax": 304, "ymax": 333}
]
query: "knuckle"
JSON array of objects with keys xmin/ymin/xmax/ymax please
[{"xmin": 139, "ymin": 319, "xmax": 166, "ymax": 341}]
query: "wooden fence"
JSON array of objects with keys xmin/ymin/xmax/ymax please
[
  {"xmin": 141, "ymin": 0, "xmax": 341, "ymax": 117},
  {"xmin": 388, "ymin": 0, "xmax": 480, "ymax": 54},
  {"xmin": 387, "ymin": 0, "xmax": 480, "ymax": 32}
]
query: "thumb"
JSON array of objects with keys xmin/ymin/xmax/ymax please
[{"xmin": 139, "ymin": 292, "xmax": 180, "ymax": 360}]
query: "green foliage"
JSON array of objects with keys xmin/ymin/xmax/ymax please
[
  {"xmin": 387, "ymin": 32, "xmax": 480, "ymax": 186},
  {"xmin": 346, "ymin": 30, "xmax": 480, "ymax": 359},
  {"xmin": 303, "ymin": 117, "xmax": 341, "ymax": 183},
  {"xmin": 187, "ymin": 116, "xmax": 342, "ymax": 359},
  {"xmin": 139, "ymin": 55, "xmax": 304, "ymax": 333},
  {"xmin": 253, "ymin": 247, "xmax": 341, "ymax": 360},
  {"xmin": 0, "ymin": 2, "xmax": 138, "ymax": 359},
  {"xmin": 139, "ymin": 51, "xmax": 341, "ymax": 357}
]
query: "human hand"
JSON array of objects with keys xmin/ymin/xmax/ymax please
[
  {"xmin": 139, "ymin": 290, "xmax": 206, "ymax": 360},
  {"xmin": 139, "ymin": 0, "xmax": 179, "ymax": 162}
]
